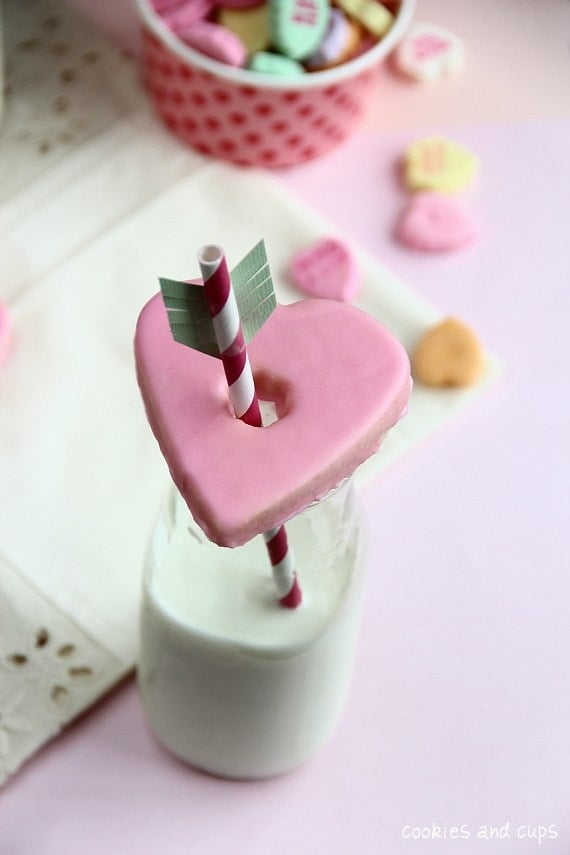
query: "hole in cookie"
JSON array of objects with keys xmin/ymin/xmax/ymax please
[
  {"xmin": 254, "ymin": 371, "xmax": 292, "ymax": 424},
  {"xmin": 259, "ymin": 400, "xmax": 278, "ymax": 427}
]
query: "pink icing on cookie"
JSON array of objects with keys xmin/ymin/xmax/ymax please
[
  {"xmin": 135, "ymin": 297, "xmax": 410, "ymax": 546},
  {"xmin": 396, "ymin": 192, "xmax": 478, "ymax": 252},
  {"xmin": 0, "ymin": 302, "xmax": 13, "ymax": 365},
  {"xmin": 289, "ymin": 237, "xmax": 360, "ymax": 302}
]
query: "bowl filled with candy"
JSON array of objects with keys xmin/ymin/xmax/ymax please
[{"xmin": 135, "ymin": 0, "xmax": 414, "ymax": 166}]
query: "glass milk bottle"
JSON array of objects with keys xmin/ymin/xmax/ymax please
[{"xmin": 137, "ymin": 478, "xmax": 365, "ymax": 780}]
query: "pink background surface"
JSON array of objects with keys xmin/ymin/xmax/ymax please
[{"xmin": 2, "ymin": 2, "xmax": 570, "ymax": 853}]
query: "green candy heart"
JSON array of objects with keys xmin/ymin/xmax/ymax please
[
  {"xmin": 249, "ymin": 50, "xmax": 306, "ymax": 75},
  {"xmin": 269, "ymin": 0, "xmax": 330, "ymax": 61}
]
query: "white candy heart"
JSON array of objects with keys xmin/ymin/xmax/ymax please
[{"xmin": 394, "ymin": 21, "xmax": 465, "ymax": 83}]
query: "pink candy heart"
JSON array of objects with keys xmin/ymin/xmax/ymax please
[
  {"xmin": 161, "ymin": 0, "xmax": 215, "ymax": 30},
  {"xmin": 178, "ymin": 20, "xmax": 247, "ymax": 66},
  {"xmin": 396, "ymin": 192, "xmax": 478, "ymax": 252},
  {"xmin": 135, "ymin": 297, "xmax": 410, "ymax": 546},
  {"xmin": 289, "ymin": 237, "xmax": 360, "ymax": 302}
]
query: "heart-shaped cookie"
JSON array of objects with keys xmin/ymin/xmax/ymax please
[
  {"xmin": 136, "ymin": 297, "xmax": 410, "ymax": 546},
  {"xmin": 396, "ymin": 192, "xmax": 478, "ymax": 252},
  {"xmin": 412, "ymin": 317, "xmax": 485, "ymax": 387}
]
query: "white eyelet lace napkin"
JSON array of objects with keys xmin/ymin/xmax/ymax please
[
  {"xmin": 0, "ymin": 0, "xmax": 502, "ymax": 787},
  {"xmin": 0, "ymin": 0, "xmax": 147, "ymax": 203}
]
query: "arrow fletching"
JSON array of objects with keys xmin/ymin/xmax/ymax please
[
  {"xmin": 159, "ymin": 277, "xmax": 221, "ymax": 357},
  {"xmin": 159, "ymin": 240, "xmax": 277, "ymax": 358},
  {"xmin": 232, "ymin": 240, "xmax": 277, "ymax": 343}
]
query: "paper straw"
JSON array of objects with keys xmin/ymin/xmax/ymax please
[
  {"xmin": 198, "ymin": 244, "xmax": 302, "ymax": 609},
  {"xmin": 263, "ymin": 527, "xmax": 301, "ymax": 609}
]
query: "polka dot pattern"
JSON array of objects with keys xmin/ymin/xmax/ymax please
[{"xmin": 141, "ymin": 30, "xmax": 378, "ymax": 167}]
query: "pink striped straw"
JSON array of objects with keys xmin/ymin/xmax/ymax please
[{"xmin": 198, "ymin": 244, "xmax": 302, "ymax": 609}]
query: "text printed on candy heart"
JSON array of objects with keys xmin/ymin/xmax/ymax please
[
  {"xmin": 413, "ymin": 34, "xmax": 450, "ymax": 61},
  {"xmin": 291, "ymin": 0, "xmax": 319, "ymax": 26}
]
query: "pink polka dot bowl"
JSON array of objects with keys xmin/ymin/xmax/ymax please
[{"xmin": 135, "ymin": 0, "xmax": 414, "ymax": 167}]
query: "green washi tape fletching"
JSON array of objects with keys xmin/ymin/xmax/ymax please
[{"xmin": 159, "ymin": 240, "xmax": 277, "ymax": 358}]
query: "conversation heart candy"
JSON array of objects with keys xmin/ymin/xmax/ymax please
[
  {"xmin": 394, "ymin": 21, "xmax": 465, "ymax": 82},
  {"xmin": 178, "ymin": 20, "xmax": 247, "ymax": 65},
  {"xmin": 269, "ymin": 0, "xmax": 330, "ymax": 61},
  {"xmin": 289, "ymin": 237, "xmax": 360, "ymax": 301},
  {"xmin": 334, "ymin": 0, "xmax": 393, "ymax": 38},
  {"xmin": 304, "ymin": 8, "xmax": 361, "ymax": 71},
  {"xmin": 248, "ymin": 51, "xmax": 306, "ymax": 75},
  {"xmin": 0, "ymin": 302, "xmax": 13, "ymax": 365},
  {"xmin": 218, "ymin": 4, "xmax": 270, "ymax": 55},
  {"xmin": 396, "ymin": 192, "xmax": 478, "ymax": 252},
  {"xmin": 412, "ymin": 317, "xmax": 485, "ymax": 387},
  {"xmin": 405, "ymin": 136, "xmax": 478, "ymax": 193},
  {"xmin": 161, "ymin": 0, "xmax": 214, "ymax": 30},
  {"xmin": 135, "ymin": 297, "xmax": 410, "ymax": 547}
]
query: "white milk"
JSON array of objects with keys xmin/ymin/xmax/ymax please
[{"xmin": 138, "ymin": 479, "xmax": 365, "ymax": 779}]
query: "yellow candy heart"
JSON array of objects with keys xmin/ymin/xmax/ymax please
[
  {"xmin": 405, "ymin": 136, "xmax": 478, "ymax": 193},
  {"xmin": 335, "ymin": 0, "xmax": 392, "ymax": 37},
  {"xmin": 218, "ymin": 5, "xmax": 270, "ymax": 55}
]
